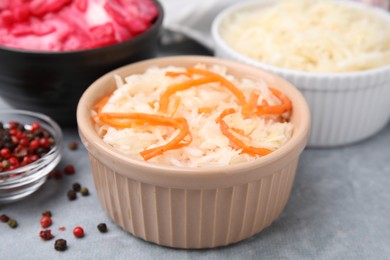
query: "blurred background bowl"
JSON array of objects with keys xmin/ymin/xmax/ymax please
[
  {"xmin": 0, "ymin": 0, "xmax": 164, "ymax": 126},
  {"xmin": 77, "ymin": 55, "xmax": 310, "ymax": 248},
  {"xmin": 0, "ymin": 110, "xmax": 62, "ymax": 204},
  {"xmin": 212, "ymin": 0, "xmax": 390, "ymax": 147}
]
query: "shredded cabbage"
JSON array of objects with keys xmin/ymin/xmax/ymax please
[
  {"xmin": 220, "ymin": 0, "xmax": 390, "ymax": 72},
  {"xmin": 94, "ymin": 64, "xmax": 293, "ymax": 167}
]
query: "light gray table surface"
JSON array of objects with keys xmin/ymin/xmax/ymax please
[{"xmin": 0, "ymin": 39, "xmax": 389, "ymax": 260}]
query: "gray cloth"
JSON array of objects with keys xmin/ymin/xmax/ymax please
[{"xmin": 1, "ymin": 123, "xmax": 390, "ymax": 259}]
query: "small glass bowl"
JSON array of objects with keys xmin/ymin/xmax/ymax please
[{"xmin": 0, "ymin": 110, "xmax": 62, "ymax": 203}]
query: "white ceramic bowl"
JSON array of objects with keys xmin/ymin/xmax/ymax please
[
  {"xmin": 212, "ymin": 0, "xmax": 390, "ymax": 147},
  {"xmin": 77, "ymin": 56, "xmax": 310, "ymax": 248}
]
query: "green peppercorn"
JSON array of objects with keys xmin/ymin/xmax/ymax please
[
  {"xmin": 80, "ymin": 187, "xmax": 89, "ymax": 196},
  {"xmin": 8, "ymin": 219, "xmax": 17, "ymax": 228},
  {"xmin": 54, "ymin": 239, "xmax": 67, "ymax": 251}
]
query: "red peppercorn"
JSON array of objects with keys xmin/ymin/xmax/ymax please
[
  {"xmin": 9, "ymin": 129, "xmax": 17, "ymax": 136},
  {"xmin": 52, "ymin": 169, "xmax": 62, "ymax": 180},
  {"xmin": 30, "ymin": 154, "xmax": 39, "ymax": 162},
  {"xmin": 0, "ymin": 148, "xmax": 11, "ymax": 159},
  {"xmin": 29, "ymin": 139, "xmax": 40, "ymax": 150},
  {"xmin": 40, "ymin": 138, "xmax": 51, "ymax": 148},
  {"xmin": 40, "ymin": 216, "xmax": 52, "ymax": 228},
  {"xmin": 73, "ymin": 226, "xmax": 84, "ymax": 238},
  {"xmin": 8, "ymin": 121, "xmax": 18, "ymax": 129},
  {"xmin": 64, "ymin": 165, "xmax": 75, "ymax": 175},
  {"xmin": 39, "ymin": 229, "xmax": 55, "ymax": 241},
  {"xmin": 8, "ymin": 157, "xmax": 19, "ymax": 166},
  {"xmin": 19, "ymin": 138, "xmax": 29, "ymax": 147},
  {"xmin": 31, "ymin": 122, "xmax": 41, "ymax": 132},
  {"xmin": 20, "ymin": 156, "xmax": 32, "ymax": 166}
]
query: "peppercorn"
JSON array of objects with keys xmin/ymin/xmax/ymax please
[
  {"xmin": 68, "ymin": 141, "xmax": 78, "ymax": 150},
  {"xmin": 67, "ymin": 190, "xmax": 77, "ymax": 201},
  {"xmin": 0, "ymin": 214, "xmax": 10, "ymax": 223},
  {"xmin": 8, "ymin": 219, "xmax": 17, "ymax": 228},
  {"xmin": 72, "ymin": 182, "xmax": 81, "ymax": 192},
  {"xmin": 97, "ymin": 223, "xmax": 108, "ymax": 233},
  {"xmin": 53, "ymin": 169, "xmax": 62, "ymax": 180},
  {"xmin": 64, "ymin": 165, "xmax": 75, "ymax": 175},
  {"xmin": 42, "ymin": 210, "xmax": 52, "ymax": 217},
  {"xmin": 0, "ymin": 121, "xmax": 55, "ymax": 173},
  {"xmin": 73, "ymin": 226, "xmax": 84, "ymax": 238},
  {"xmin": 40, "ymin": 216, "xmax": 52, "ymax": 228},
  {"xmin": 39, "ymin": 229, "xmax": 55, "ymax": 241},
  {"xmin": 80, "ymin": 187, "xmax": 89, "ymax": 196},
  {"xmin": 54, "ymin": 239, "xmax": 67, "ymax": 251}
]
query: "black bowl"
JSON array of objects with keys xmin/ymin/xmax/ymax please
[{"xmin": 0, "ymin": 0, "xmax": 164, "ymax": 126}]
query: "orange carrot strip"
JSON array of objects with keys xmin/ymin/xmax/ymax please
[
  {"xmin": 215, "ymin": 108, "xmax": 236, "ymax": 123},
  {"xmin": 197, "ymin": 107, "xmax": 212, "ymax": 114},
  {"xmin": 170, "ymin": 96, "xmax": 181, "ymax": 117},
  {"xmin": 231, "ymin": 127, "xmax": 246, "ymax": 136},
  {"xmin": 243, "ymin": 90, "xmax": 260, "ymax": 117},
  {"xmin": 256, "ymin": 88, "xmax": 292, "ymax": 115},
  {"xmin": 216, "ymin": 109, "xmax": 272, "ymax": 157},
  {"xmin": 98, "ymin": 112, "xmax": 191, "ymax": 160},
  {"xmin": 95, "ymin": 95, "xmax": 111, "ymax": 114},
  {"xmin": 100, "ymin": 112, "xmax": 180, "ymax": 127},
  {"xmin": 159, "ymin": 76, "xmax": 218, "ymax": 112},
  {"xmin": 165, "ymin": 71, "xmax": 191, "ymax": 77},
  {"xmin": 187, "ymin": 68, "xmax": 249, "ymax": 115},
  {"xmin": 139, "ymin": 118, "xmax": 191, "ymax": 160}
]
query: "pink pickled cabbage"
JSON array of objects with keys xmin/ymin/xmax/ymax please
[{"xmin": 0, "ymin": 0, "xmax": 159, "ymax": 51}]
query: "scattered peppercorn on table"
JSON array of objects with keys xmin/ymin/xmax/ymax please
[{"xmin": 0, "ymin": 39, "xmax": 390, "ymax": 259}]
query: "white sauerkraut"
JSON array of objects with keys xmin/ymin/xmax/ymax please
[
  {"xmin": 220, "ymin": 0, "xmax": 390, "ymax": 72},
  {"xmin": 93, "ymin": 64, "xmax": 293, "ymax": 167}
]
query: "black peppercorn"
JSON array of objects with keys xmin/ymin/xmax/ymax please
[
  {"xmin": 68, "ymin": 141, "xmax": 78, "ymax": 150},
  {"xmin": 42, "ymin": 210, "xmax": 52, "ymax": 217},
  {"xmin": 80, "ymin": 187, "xmax": 89, "ymax": 196},
  {"xmin": 72, "ymin": 183, "xmax": 81, "ymax": 192},
  {"xmin": 97, "ymin": 223, "xmax": 108, "ymax": 233},
  {"xmin": 67, "ymin": 190, "xmax": 77, "ymax": 201},
  {"xmin": 33, "ymin": 130, "xmax": 45, "ymax": 138},
  {"xmin": 54, "ymin": 239, "xmax": 67, "ymax": 251}
]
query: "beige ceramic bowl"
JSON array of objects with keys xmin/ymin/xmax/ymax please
[
  {"xmin": 212, "ymin": 0, "xmax": 390, "ymax": 147},
  {"xmin": 77, "ymin": 56, "xmax": 310, "ymax": 248}
]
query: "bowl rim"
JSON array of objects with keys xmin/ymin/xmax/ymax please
[
  {"xmin": 77, "ymin": 55, "xmax": 310, "ymax": 187},
  {"xmin": 211, "ymin": 0, "xmax": 390, "ymax": 78},
  {"xmin": 0, "ymin": 0, "xmax": 164, "ymax": 56},
  {"xmin": 0, "ymin": 109, "xmax": 63, "ymax": 181}
]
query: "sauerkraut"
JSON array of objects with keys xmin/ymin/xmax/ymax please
[
  {"xmin": 219, "ymin": 0, "xmax": 390, "ymax": 72},
  {"xmin": 92, "ymin": 64, "xmax": 293, "ymax": 167}
]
